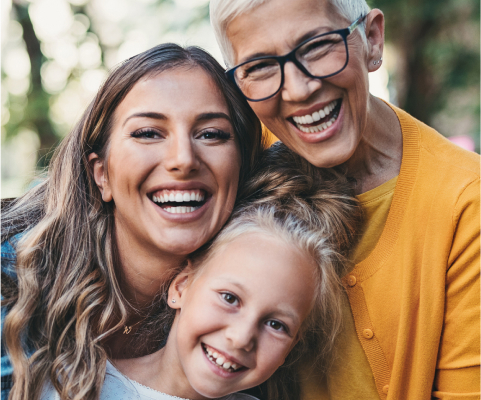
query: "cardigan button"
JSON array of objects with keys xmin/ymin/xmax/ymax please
[
  {"xmin": 382, "ymin": 384, "xmax": 389, "ymax": 394},
  {"xmin": 363, "ymin": 328, "xmax": 374, "ymax": 339},
  {"xmin": 347, "ymin": 275, "xmax": 357, "ymax": 286}
]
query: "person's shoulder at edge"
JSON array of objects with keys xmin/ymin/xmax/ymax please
[
  {"xmin": 414, "ymin": 113, "xmax": 479, "ymax": 176},
  {"xmin": 387, "ymin": 101, "xmax": 480, "ymax": 177}
]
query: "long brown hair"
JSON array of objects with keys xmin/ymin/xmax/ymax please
[{"xmin": 1, "ymin": 43, "xmax": 262, "ymax": 400}]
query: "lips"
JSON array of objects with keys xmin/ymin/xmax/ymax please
[
  {"xmin": 150, "ymin": 189, "xmax": 209, "ymax": 214},
  {"xmin": 202, "ymin": 343, "xmax": 246, "ymax": 373}
]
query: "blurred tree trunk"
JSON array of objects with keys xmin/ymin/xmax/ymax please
[
  {"xmin": 372, "ymin": 0, "xmax": 480, "ymax": 133},
  {"xmin": 13, "ymin": 1, "xmax": 59, "ymax": 168}
]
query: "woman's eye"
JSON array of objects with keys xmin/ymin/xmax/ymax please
[
  {"xmin": 266, "ymin": 320, "xmax": 286, "ymax": 332},
  {"xmin": 198, "ymin": 129, "xmax": 232, "ymax": 141},
  {"xmin": 130, "ymin": 129, "xmax": 162, "ymax": 139},
  {"xmin": 221, "ymin": 293, "xmax": 239, "ymax": 305}
]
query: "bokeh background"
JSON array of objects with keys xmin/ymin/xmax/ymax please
[{"xmin": 2, "ymin": 0, "xmax": 480, "ymax": 198}]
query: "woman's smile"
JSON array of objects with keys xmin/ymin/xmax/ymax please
[{"xmin": 287, "ymin": 98, "xmax": 344, "ymax": 143}]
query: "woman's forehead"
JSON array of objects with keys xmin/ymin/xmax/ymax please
[{"xmin": 226, "ymin": 0, "xmax": 346, "ymax": 64}]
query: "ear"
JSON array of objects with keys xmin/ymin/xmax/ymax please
[
  {"xmin": 168, "ymin": 260, "xmax": 194, "ymax": 309},
  {"xmin": 88, "ymin": 152, "xmax": 113, "ymax": 202},
  {"xmin": 364, "ymin": 9, "xmax": 385, "ymax": 72}
]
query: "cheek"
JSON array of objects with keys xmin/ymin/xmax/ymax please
[
  {"xmin": 250, "ymin": 100, "xmax": 281, "ymax": 126},
  {"xmin": 107, "ymin": 146, "xmax": 158, "ymax": 196},
  {"xmin": 212, "ymin": 146, "xmax": 241, "ymax": 195},
  {"xmin": 256, "ymin": 336, "xmax": 293, "ymax": 375}
]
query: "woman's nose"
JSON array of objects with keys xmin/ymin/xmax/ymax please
[
  {"xmin": 281, "ymin": 61, "xmax": 322, "ymax": 103},
  {"xmin": 225, "ymin": 319, "xmax": 257, "ymax": 353},
  {"xmin": 164, "ymin": 131, "xmax": 201, "ymax": 174}
]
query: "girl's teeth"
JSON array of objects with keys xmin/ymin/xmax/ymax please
[
  {"xmin": 175, "ymin": 193, "xmax": 183, "ymax": 202},
  {"xmin": 203, "ymin": 345, "xmax": 240, "ymax": 372}
]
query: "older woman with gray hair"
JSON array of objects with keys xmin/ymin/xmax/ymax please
[{"xmin": 210, "ymin": 0, "xmax": 480, "ymax": 399}]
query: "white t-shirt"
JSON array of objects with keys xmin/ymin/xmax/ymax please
[{"xmin": 41, "ymin": 361, "xmax": 260, "ymax": 400}]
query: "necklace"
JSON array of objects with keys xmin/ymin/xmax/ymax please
[{"xmin": 123, "ymin": 318, "xmax": 143, "ymax": 335}]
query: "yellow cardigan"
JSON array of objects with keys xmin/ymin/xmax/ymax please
[{"xmin": 340, "ymin": 105, "xmax": 480, "ymax": 399}]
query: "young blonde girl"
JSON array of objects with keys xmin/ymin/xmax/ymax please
[{"xmin": 42, "ymin": 143, "xmax": 360, "ymax": 400}]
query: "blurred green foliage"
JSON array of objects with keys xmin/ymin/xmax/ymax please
[{"xmin": 370, "ymin": 0, "xmax": 480, "ymax": 150}]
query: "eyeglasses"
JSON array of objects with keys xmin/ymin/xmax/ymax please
[{"xmin": 226, "ymin": 15, "xmax": 366, "ymax": 102}]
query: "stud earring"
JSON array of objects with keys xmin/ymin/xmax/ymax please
[
  {"xmin": 171, "ymin": 299, "xmax": 176, "ymax": 303},
  {"xmin": 373, "ymin": 57, "xmax": 383, "ymax": 66}
]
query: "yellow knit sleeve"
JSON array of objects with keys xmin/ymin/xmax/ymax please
[{"xmin": 432, "ymin": 178, "xmax": 480, "ymax": 399}]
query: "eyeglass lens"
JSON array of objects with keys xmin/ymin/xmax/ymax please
[{"xmin": 233, "ymin": 32, "xmax": 347, "ymax": 101}]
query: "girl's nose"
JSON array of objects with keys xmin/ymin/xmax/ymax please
[
  {"xmin": 163, "ymin": 131, "xmax": 201, "ymax": 175},
  {"xmin": 281, "ymin": 61, "xmax": 322, "ymax": 103},
  {"xmin": 225, "ymin": 319, "xmax": 257, "ymax": 353}
]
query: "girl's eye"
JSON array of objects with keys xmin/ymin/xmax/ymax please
[
  {"xmin": 266, "ymin": 320, "xmax": 287, "ymax": 332},
  {"xmin": 221, "ymin": 293, "xmax": 239, "ymax": 305},
  {"xmin": 198, "ymin": 129, "xmax": 232, "ymax": 141},
  {"xmin": 130, "ymin": 129, "xmax": 162, "ymax": 139}
]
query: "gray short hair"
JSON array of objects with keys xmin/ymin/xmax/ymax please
[{"xmin": 210, "ymin": 0, "xmax": 371, "ymax": 67}]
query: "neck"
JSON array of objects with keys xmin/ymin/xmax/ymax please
[
  {"xmin": 345, "ymin": 96, "xmax": 403, "ymax": 195},
  {"xmin": 115, "ymin": 224, "xmax": 185, "ymax": 309}
]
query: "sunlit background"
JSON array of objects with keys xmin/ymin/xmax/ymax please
[{"xmin": 2, "ymin": 0, "xmax": 480, "ymax": 198}]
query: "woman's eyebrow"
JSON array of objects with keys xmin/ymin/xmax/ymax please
[
  {"xmin": 196, "ymin": 112, "xmax": 231, "ymax": 123},
  {"xmin": 239, "ymin": 26, "xmax": 334, "ymax": 63},
  {"xmin": 122, "ymin": 112, "xmax": 167, "ymax": 126}
]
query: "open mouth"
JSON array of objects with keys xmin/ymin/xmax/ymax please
[
  {"xmin": 150, "ymin": 189, "xmax": 209, "ymax": 214},
  {"xmin": 289, "ymin": 99, "xmax": 342, "ymax": 133},
  {"xmin": 202, "ymin": 343, "xmax": 246, "ymax": 373}
]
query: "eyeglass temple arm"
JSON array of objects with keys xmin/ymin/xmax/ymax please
[{"xmin": 348, "ymin": 14, "xmax": 367, "ymax": 34}]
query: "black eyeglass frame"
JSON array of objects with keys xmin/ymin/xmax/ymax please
[{"xmin": 225, "ymin": 14, "xmax": 367, "ymax": 102}]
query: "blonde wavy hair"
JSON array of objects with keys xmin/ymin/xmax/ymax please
[{"xmin": 1, "ymin": 43, "xmax": 263, "ymax": 400}]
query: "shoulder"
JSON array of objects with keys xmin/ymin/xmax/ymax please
[
  {"xmin": 389, "ymin": 103, "xmax": 480, "ymax": 179},
  {"xmin": 392, "ymin": 105, "xmax": 479, "ymax": 208}
]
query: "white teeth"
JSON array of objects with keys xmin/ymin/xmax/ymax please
[
  {"xmin": 163, "ymin": 206, "xmax": 199, "ymax": 214},
  {"xmin": 203, "ymin": 345, "xmax": 241, "ymax": 372},
  {"xmin": 292, "ymin": 99, "xmax": 339, "ymax": 126},
  {"xmin": 152, "ymin": 190, "xmax": 205, "ymax": 205}
]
